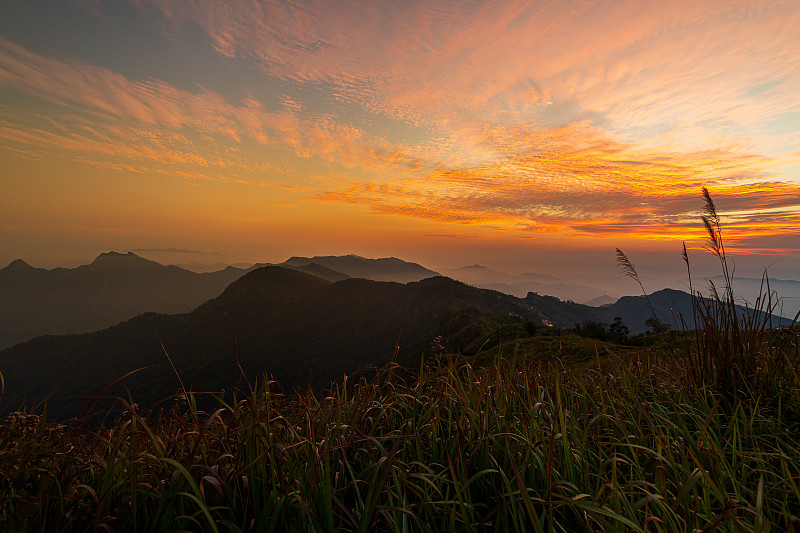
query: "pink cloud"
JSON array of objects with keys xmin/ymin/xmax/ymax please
[{"xmin": 137, "ymin": 3, "xmax": 799, "ymax": 112}]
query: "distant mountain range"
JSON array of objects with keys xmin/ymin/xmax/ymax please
[
  {"xmin": 2, "ymin": 253, "xmax": 792, "ymax": 420},
  {"xmin": 0, "ymin": 267, "xmax": 541, "ymax": 419},
  {"xmin": 439, "ymin": 264, "xmax": 615, "ymax": 304},
  {"xmin": 584, "ymin": 294, "xmax": 617, "ymax": 307},
  {"xmin": 525, "ymin": 288, "xmax": 691, "ymax": 332},
  {"xmin": 0, "ymin": 252, "xmax": 438, "ymax": 350},
  {"xmin": 0, "ymin": 252, "xmax": 248, "ymax": 350},
  {"xmin": 709, "ymin": 275, "xmax": 800, "ymax": 319},
  {"xmin": 525, "ymin": 286, "xmax": 793, "ymax": 335},
  {"xmin": 278, "ymin": 255, "xmax": 440, "ymax": 283}
]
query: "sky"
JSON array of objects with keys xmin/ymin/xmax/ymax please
[{"xmin": 1, "ymin": 0, "xmax": 799, "ymax": 290}]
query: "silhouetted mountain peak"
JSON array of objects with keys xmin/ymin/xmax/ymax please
[
  {"xmin": 615, "ymin": 288, "xmax": 689, "ymax": 305},
  {"xmin": 453, "ymin": 264, "xmax": 509, "ymax": 276},
  {"xmin": 0, "ymin": 251, "xmax": 253, "ymax": 350},
  {"xmin": 218, "ymin": 265, "xmax": 330, "ymax": 302},
  {"xmin": 284, "ymin": 255, "xmax": 312, "ymax": 265},
  {"xmin": 654, "ymin": 288, "xmax": 689, "ymax": 297},
  {"xmin": 87, "ymin": 252, "xmax": 168, "ymax": 272},
  {"xmin": 2, "ymin": 259, "xmax": 34, "ymax": 272},
  {"xmin": 284, "ymin": 254, "xmax": 369, "ymax": 266},
  {"xmin": 414, "ymin": 275, "xmax": 464, "ymax": 289},
  {"xmin": 239, "ymin": 264, "xmax": 329, "ymax": 283},
  {"xmin": 584, "ymin": 294, "xmax": 617, "ymax": 307},
  {"xmin": 279, "ymin": 254, "xmax": 439, "ymax": 282},
  {"xmin": 91, "ymin": 251, "xmax": 148, "ymax": 264},
  {"xmin": 456, "ymin": 264, "xmax": 493, "ymax": 272}
]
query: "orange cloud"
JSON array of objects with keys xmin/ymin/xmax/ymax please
[
  {"xmin": 315, "ymin": 121, "xmax": 800, "ymax": 248},
  {"xmin": 0, "ymin": 37, "xmax": 428, "ymax": 184}
]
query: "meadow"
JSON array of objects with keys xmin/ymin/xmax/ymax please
[{"xmin": 1, "ymin": 322, "xmax": 799, "ymax": 532}]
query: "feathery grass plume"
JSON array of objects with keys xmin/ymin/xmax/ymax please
[
  {"xmin": 615, "ymin": 247, "xmax": 638, "ymax": 281},
  {"xmin": 676, "ymin": 188, "xmax": 799, "ymax": 400},
  {"xmin": 615, "ymin": 248, "xmax": 658, "ymax": 324},
  {"xmin": 700, "ymin": 186, "xmax": 734, "ymax": 301},
  {"xmin": 681, "ymin": 242, "xmax": 691, "ymax": 290},
  {"xmin": 681, "ymin": 241, "xmax": 698, "ymax": 324},
  {"xmin": 701, "ymin": 187, "xmax": 721, "ymax": 254}
]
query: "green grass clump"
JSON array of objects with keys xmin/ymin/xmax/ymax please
[
  {"xmin": 679, "ymin": 189, "xmax": 800, "ymax": 401},
  {"xmin": 618, "ymin": 188, "xmax": 800, "ymax": 404},
  {"xmin": 2, "ymin": 348, "xmax": 799, "ymax": 532}
]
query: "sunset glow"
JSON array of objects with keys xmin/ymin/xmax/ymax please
[{"xmin": 2, "ymin": 1, "xmax": 799, "ymax": 280}]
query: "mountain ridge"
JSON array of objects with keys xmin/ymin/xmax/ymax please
[
  {"xmin": 439, "ymin": 264, "xmax": 613, "ymax": 303},
  {"xmin": 524, "ymin": 287, "xmax": 793, "ymax": 334},
  {"xmin": 279, "ymin": 255, "xmax": 439, "ymax": 282},
  {"xmin": 0, "ymin": 266, "xmax": 543, "ymax": 420},
  {"xmin": 0, "ymin": 253, "xmax": 442, "ymax": 350},
  {"xmin": 0, "ymin": 252, "xmax": 249, "ymax": 350}
]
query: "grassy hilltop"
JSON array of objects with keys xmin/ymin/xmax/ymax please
[{"xmin": 1, "ymin": 324, "xmax": 799, "ymax": 532}]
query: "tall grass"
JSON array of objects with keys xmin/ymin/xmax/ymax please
[
  {"xmin": 1, "ymin": 351, "xmax": 799, "ymax": 532},
  {"xmin": 618, "ymin": 188, "xmax": 800, "ymax": 402}
]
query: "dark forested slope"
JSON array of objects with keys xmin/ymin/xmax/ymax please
[{"xmin": 0, "ymin": 267, "xmax": 540, "ymax": 419}]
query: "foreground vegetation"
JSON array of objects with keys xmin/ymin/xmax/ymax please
[{"xmin": 2, "ymin": 340, "xmax": 799, "ymax": 532}]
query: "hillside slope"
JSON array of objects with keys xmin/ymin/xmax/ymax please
[{"xmin": 0, "ymin": 267, "xmax": 541, "ymax": 419}]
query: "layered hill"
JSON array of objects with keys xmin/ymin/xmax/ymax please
[
  {"xmin": 0, "ymin": 253, "xmax": 437, "ymax": 351},
  {"xmin": 525, "ymin": 288, "xmax": 793, "ymax": 334},
  {"xmin": 280, "ymin": 255, "xmax": 439, "ymax": 282},
  {"xmin": 0, "ymin": 252, "xmax": 248, "ymax": 350},
  {"xmin": 710, "ymin": 276, "xmax": 800, "ymax": 319},
  {"xmin": 0, "ymin": 267, "xmax": 542, "ymax": 420},
  {"xmin": 439, "ymin": 264, "xmax": 613, "ymax": 303}
]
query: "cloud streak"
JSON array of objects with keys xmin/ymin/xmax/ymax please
[
  {"xmin": 315, "ymin": 121, "xmax": 800, "ymax": 247},
  {"xmin": 131, "ymin": 1, "xmax": 800, "ymax": 243},
  {"xmin": 0, "ymin": 36, "xmax": 428, "ymax": 184}
]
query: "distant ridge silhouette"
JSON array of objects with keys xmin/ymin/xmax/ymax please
[
  {"xmin": 523, "ymin": 288, "xmax": 792, "ymax": 333},
  {"xmin": 0, "ymin": 253, "xmax": 444, "ymax": 351},
  {"xmin": 0, "ymin": 252, "xmax": 248, "ymax": 350},
  {"xmin": 439, "ymin": 264, "xmax": 610, "ymax": 302},
  {"xmin": 279, "ymin": 255, "xmax": 439, "ymax": 282}
]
